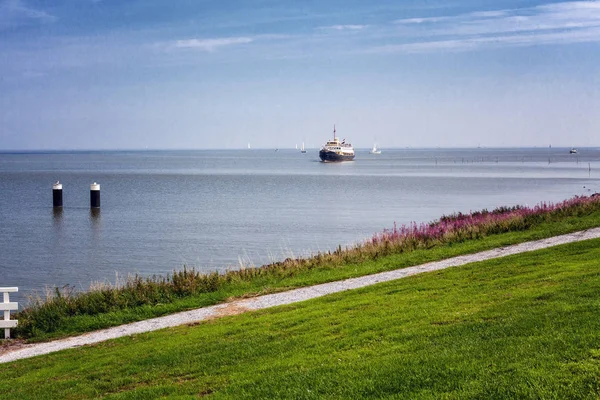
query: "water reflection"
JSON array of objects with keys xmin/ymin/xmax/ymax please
[
  {"xmin": 52, "ymin": 207, "xmax": 63, "ymax": 228},
  {"xmin": 89, "ymin": 208, "xmax": 101, "ymax": 226},
  {"xmin": 89, "ymin": 208, "xmax": 102, "ymax": 244}
]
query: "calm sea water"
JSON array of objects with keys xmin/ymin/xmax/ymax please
[{"xmin": 1, "ymin": 148, "xmax": 599, "ymax": 303}]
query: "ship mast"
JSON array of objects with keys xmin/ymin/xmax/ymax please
[{"xmin": 333, "ymin": 124, "xmax": 336, "ymax": 140}]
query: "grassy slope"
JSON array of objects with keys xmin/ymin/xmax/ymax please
[
  {"xmin": 21, "ymin": 209, "xmax": 600, "ymax": 341},
  {"xmin": 2, "ymin": 238, "xmax": 600, "ymax": 399}
]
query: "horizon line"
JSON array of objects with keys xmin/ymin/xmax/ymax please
[{"xmin": 0, "ymin": 146, "xmax": 593, "ymax": 154}]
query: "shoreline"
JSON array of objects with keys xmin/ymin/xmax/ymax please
[
  {"xmin": 9, "ymin": 194, "xmax": 600, "ymax": 342},
  {"xmin": 3, "ymin": 226, "xmax": 600, "ymax": 364}
]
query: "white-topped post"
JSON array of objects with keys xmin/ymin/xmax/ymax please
[
  {"xmin": 0, "ymin": 287, "xmax": 18, "ymax": 339},
  {"xmin": 90, "ymin": 182, "xmax": 100, "ymax": 209}
]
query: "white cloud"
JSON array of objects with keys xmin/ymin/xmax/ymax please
[
  {"xmin": 323, "ymin": 24, "xmax": 368, "ymax": 31},
  {"xmin": 382, "ymin": 1, "xmax": 600, "ymax": 53},
  {"xmin": 394, "ymin": 16, "xmax": 451, "ymax": 24},
  {"xmin": 369, "ymin": 26, "xmax": 600, "ymax": 54},
  {"xmin": 468, "ymin": 10, "xmax": 511, "ymax": 18},
  {"xmin": 173, "ymin": 37, "xmax": 254, "ymax": 52}
]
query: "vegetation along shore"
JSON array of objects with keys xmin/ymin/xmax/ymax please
[
  {"xmin": 2, "ymin": 216, "xmax": 600, "ymax": 398},
  {"xmin": 9, "ymin": 194, "xmax": 600, "ymax": 343}
]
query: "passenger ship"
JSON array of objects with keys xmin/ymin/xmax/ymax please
[{"xmin": 319, "ymin": 125, "xmax": 355, "ymax": 162}]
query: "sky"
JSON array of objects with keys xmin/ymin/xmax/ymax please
[{"xmin": 0, "ymin": 0, "xmax": 599, "ymax": 150}]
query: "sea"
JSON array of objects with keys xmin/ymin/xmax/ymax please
[{"xmin": 1, "ymin": 147, "xmax": 599, "ymax": 304}]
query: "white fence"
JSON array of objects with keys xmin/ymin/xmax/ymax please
[{"xmin": 0, "ymin": 287, "xmax": 18, "ymax": 339}]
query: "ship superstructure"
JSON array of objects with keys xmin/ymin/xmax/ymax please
[{"xmin": 319, "ymin": 125, "xmax": 355, "ymax": 162}]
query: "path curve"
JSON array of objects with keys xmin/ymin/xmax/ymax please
[{"xmin": 2, "ymin": 227, "xmax": 600, "ymax": 364}]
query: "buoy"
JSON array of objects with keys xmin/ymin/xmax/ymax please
[
  {"xmin": 90, "ymin": 182, "xmax": 100, "ymax": 208},
  {"xmin": 52, "ymin": 181, "xmax": 63, "ymax": 208}
]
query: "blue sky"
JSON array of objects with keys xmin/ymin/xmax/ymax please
[{"xmin": 1, "ymin": 0, "xmax": 599, "ymax": 150}]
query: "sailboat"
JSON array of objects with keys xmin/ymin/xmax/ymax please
[
  {"xmin": 370, "ymin": 143, "xmax": 381, "ymax": 154},
  {"xmin": 301, "ymin": 142, "xmax": 306, "ymax": 153}
]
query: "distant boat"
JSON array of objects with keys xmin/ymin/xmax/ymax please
[
  {"xmin": 301, "ymin": 142, "xmax": 306, "ymax": 153},
  {"xmin": 570, "ymin": 148, "xmax": 578, "ymax": 154},
  {"xmin": 370, "ymin": 143, "xmax": 381, "ymax": 154},
  {"xmin": 319, "ymin": 125, "xmax": 355, "ymax": 162},
  {"xmin": 247, "ymin": 143, "xmax": 251, "ymax": 149}
]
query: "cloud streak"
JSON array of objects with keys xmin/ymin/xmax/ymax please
[
  {"xmin": 321, "ymin": 24, "xmax": 368, "ymax": 31},
  {"xmin": 162, "ymin": 2, "xmax": 600, "ymax": 60},
  {"xmin": 369, "ymin": 27, "xmax": 600, "ymax": 54},
  {"xmin": 4, "ymin": 0, "xmax": 600, "ymax": 78},
  {"xmin": 174, "ymin": 37, "xmax": 254, "ymax": 52},
  {"xmin": 0, "ymin": 0, "xmax": 56, "ymax": 30},
  {"xmin": 382, "ymin": 1, "xmax": 600, "ymax": 53}
]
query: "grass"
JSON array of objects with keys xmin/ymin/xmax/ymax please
[
  {"xmin": 13, "ymin": 195, "xmax": 600, "ymax": 341},
  {"xmin": 2, "ymin": 237, "xmax": 600, "ymax": 399}
]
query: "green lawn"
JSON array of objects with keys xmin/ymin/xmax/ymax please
[
  {"xmin": 3, "ymin": 237, "xmax": 600, "ymax": 399},
  {"xmin": 17, "ymin": 207, "xmax": 600, "ymax": 341}
]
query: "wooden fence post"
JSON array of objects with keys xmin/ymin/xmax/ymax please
[{"xmin": 0, "ymin": 288, "xmax": 18, "ymax": 339}]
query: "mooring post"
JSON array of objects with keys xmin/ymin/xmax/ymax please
[
  {"xmin": 52, "ymin": 181, "xmax": 63, "ymax": 208},
  {"xmin": 90, "ymin": 182, "xmax": 100, "ymax": 209}
]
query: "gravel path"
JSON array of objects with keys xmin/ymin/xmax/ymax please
[{"xmin": 2, "ymin": 227, "xmax": 600, "ymax": 364}]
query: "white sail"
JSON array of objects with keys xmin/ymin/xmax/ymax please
[{"xmin": 370, "ymin": 143, "xmax": 381, "ymax": 154}]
